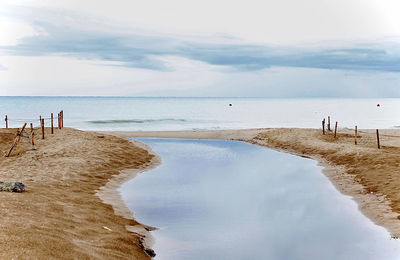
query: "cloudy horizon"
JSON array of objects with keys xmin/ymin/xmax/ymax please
[{"xmin": 1, "ymin": 1, "xmax": 400, "ymax": 97}]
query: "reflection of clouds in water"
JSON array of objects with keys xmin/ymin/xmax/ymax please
[
  {"xmin": 123, "ymin": 139, "xmax": 400, "ymax": 260},
  {"xmin": 154, "ymin": 233, "xmax": 209, "ymax": 259},
  {"xmin": 151, "ymin": 141, "xmax": 238, "ymax": 161}
]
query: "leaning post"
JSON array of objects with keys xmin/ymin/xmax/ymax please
[
  {"xmin": 16, "ymin": 128, "xmax": 20, "ymax": 155},
  {"xmin": 30, "ymin": 123, "xmax": 35, "ymax": 148}
]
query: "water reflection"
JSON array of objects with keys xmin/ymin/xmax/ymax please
[{"xmin": 121, "ymin": 139, "xmax": 400, "ymax": 260}]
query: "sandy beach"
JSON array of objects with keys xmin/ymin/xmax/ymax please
[
  {"xmin": 1, "ymin": 127, "xmax": 400, "ymax": 259},
  {"xmin": 0, "ymin": 127, "xmax": 157, "ymax": 259}
]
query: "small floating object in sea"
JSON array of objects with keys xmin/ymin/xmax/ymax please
[
  {"xmin": 377, "ymin": 104, "xmax": 380, "ymax": 107},
  {"xmin": 229, "ymin": 104, "xmax": 232, "ymax": 106}
]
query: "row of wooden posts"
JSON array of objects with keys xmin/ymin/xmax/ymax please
[
  {"xmin": 5, "ymin": 111, "xmax": 63, "ymax": 136},
  {"xmin": 322, "ymin": 116, "xmax": 380, "ymax": 149},
  {"xmin": 4, "ymin": 111, "xmax": 64, "ymax": 157}
]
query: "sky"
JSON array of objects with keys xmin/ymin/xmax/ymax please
[{"xmin": 0, "ymin": 0, "xmax": 400, "ymax": 97}]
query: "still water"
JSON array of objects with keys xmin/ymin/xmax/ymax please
[{"xmin": 120, "ymin": 139, "xmax": 400, "ymax": 260}]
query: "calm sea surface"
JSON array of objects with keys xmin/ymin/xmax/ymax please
[
  {"xmin": 0, "ymin": 97, "xmax": 398, "ymax": 130},
  {"xmin": 121, "ymin": 139, "xmax": 400, "ymax": 260}
]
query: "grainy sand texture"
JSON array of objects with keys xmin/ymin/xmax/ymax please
[{"xmin": 0, "ymin": 127, "xmax": 156, "ymax": 259}]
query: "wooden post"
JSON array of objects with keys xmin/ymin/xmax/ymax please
[
  {"xmin": 58, "ymin": 113, "xmax": 61, "ymax": 129},
  {"xmin": 5, "ymin": 123, "xmax": 27, "ymax": 157},
  {"xmin": 322, "ymin": 119, "xmax": 325, "ymax": 135},
  {"xmin": 355, "ymin": 126, "xmax": 357, "ymax": 145},
  {"xmin": 30, "ymin": 123, "xmax": 35, "ymax": 148},
  {"xmin": 41, "ymin": 118, "xmax": 45, "ymax": 140},
  {"xmin": 328, "ymin": 116, "xmax": 331, "ymax": 131},
  {"xmin": 5, "ymin": 115, "xmax": 8, "ymax": 129},
  {"xmin": 334, "ymin": 121, "xmax": 338, "ymax": 138},
  {"xmin": 40, "ymin": 115, "xmax": 42, "ymax": 124},
  {"xmin": 51, "ymin": 113, "xmax": 54, "ymax": 134},
  {"xmin": 376, "ymin": 129, "xmax": 380, "ymax": 149},
  {"xmin": 16, "ymin": 128, "xmax": 20, "ymax": 155},
  {"xmin": 61, "ymin": 110, "xmax": 63, "ymax": 128}
]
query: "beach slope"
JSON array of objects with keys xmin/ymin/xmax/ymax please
[{"xmin": 0, "ymin": 128, "xmax": 155, "ymax": 259}]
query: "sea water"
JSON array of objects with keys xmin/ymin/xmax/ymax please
[
  {"xmin": 0, "ymin": 97, "xmax": 398, "ymax": 130},
  {"xmin": 121, "ymin": 139, "xmax": 400, "ymax": 260}
]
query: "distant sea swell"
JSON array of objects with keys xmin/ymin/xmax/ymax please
[{"xmin": 88, "ymin": 118, "xmax": 188, "ymax": 124}]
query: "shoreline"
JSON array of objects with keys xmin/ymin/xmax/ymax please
[
  {"xmin": 96, "ymin": 139, "xmax": 162, "ymax": 257},
  {"xmin": 1, "ymin": 127, "xmax": 399, "ymax": 258},
  {"xmin": 107, "ymin": 128, "xmax": 400, "ymax": 239},
  {"xmin": 0, "ymin": 127, "xmax": 157, "ymax": 259}
]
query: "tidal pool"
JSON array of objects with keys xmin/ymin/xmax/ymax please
[{"xmin": 120, "ymin": 139, "xmax": 400, "ymax": 260}]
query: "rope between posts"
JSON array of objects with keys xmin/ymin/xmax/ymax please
[
  {"xmin": 3, "ymin": 111, "xmax": 64, "ymax": 156},
  {"xmin": 7, "ymin": 117, "xmax": 59, "ymax": 122}
]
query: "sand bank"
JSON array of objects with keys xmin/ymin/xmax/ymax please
[
  {"xmin": 108, "ymin": 128, "xmax": 400, "ymax": 237},
  {"xmin": 0, "ymin": 127, "xmax": 156, "ymax": 259}
]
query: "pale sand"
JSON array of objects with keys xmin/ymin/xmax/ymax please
[
  {"xmin": 2, "ymin": 127, "xmax": 400, "ymax": 259},
  {"xmin": 0, "ymin": 127, "xmax": 157, "ymax": 259},
  {"xmin": 108, "ymin": 128, "xmax": 400, "ymax": 237}
]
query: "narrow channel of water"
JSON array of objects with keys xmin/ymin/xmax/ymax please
[{"xmin": 120, "ymin": 139, "xmax": 400, "ymax": 260}]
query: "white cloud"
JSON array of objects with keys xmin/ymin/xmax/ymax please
[
  {"xmin": 0, "ymin": 16, "xmax": 39, "ymax": 46},
  {"xmin": 1, "ymin": 1, "xmax": 400, "ymax": 97},
  {"xmin": 10, "ymin": 0, "xmax": 400, "ymax": 45},
  {"xmin": 0, "ymin": 55, "xmax": 224, "ymax": 96}
]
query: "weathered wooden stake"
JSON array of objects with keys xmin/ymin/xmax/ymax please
[
  {"xmin": 328, "ymin": 116, "xmax": 331, "ymax": 131},
  {"xmin": 334, "ymin": 121, "xmax": 338, "ymax": 138},
  {"xmin": 5, "ymin": 123, "xmax": 27, "ymax": 157},
  {"xmin": 16, "ymin": 128, "xmax": 20, "ymax": 155},
  {"xmin": 61, "ymin": 110, "xmax": 64, "ymax": 128},
  {"xmin": 376, "ymin": 129, "xmax": 380, "ymax": 149},
  {"xmin": 355, "ymin": 126, "xmax": 358, "ymax": 145},
  {"xmin": 58, "ymin": 113, "xmax": 61, "ymax": 129},
  {"xmin": 41, "ymin": 118, "xmax": 45, "ymax": 140},
  {"xmin": 5, "ymin": 115, "xmax": 8, "ymax": 129},
  {"xmin": 51, "ymin": 113, "xmax": 54, "ymax": 134},
  {"xmin": 322, "ymin": 119, "xmax": 325, "ymax": 135},
  {"xmin": 30, "ymin": 123, "xmax": 35, "ymax": 148}
]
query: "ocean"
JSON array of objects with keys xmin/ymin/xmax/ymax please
[{"xmin": 0, "ymin": 97, "xmax": 398, "ymax": 131}]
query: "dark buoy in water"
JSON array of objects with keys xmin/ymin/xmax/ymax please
[
  {"xmin": 229, "ymin": 104, "xmax": 232, "ymax": 107},
  {"xmin": 377, "ymin": 104, "xmax": 380, "ymax": 107}
]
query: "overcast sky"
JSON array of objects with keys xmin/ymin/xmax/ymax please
[{"xmin": 1, "ymin": 0, "xmax": 400, "ymax": 97}]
